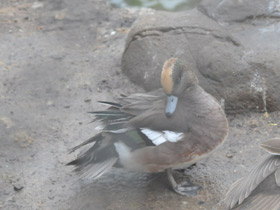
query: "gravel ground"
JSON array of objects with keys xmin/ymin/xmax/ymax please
[{"xmin": 1, "ymin": 1, "xmax": 280, "ymax": 210}]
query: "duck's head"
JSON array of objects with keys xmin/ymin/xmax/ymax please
[
  {"xmin": 161, "ymin": 57, "xmax": 198, "ymax": 118},
  {"xmin": 260, "ymin": 138, "xmax": 280, "ymax": 155}
]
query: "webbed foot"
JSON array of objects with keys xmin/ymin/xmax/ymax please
[{"xmin": 166, "ymin": 168, "xmax": 201, "ymax": 196}]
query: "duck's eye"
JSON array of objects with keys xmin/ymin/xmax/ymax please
[
  {"xmin": 176, "ymin": 76, "xmax": 181, "ymax": 84},
  {"xmin": 175, "ymin": 70, "xmax": 183, "ymax": 84}
]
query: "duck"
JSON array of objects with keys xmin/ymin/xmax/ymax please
[
  {"xmin": 67, "ymin": 57, "xmax": 229, "ymax": 195},
  {"xmin": 224, "ymin": 138, "xmax": 280, "ymax": 209}
]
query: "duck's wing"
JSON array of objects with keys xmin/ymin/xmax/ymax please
[
  {"xmin": 67, "ymin": 91, "xmax": 166, "ymax": 176},
  {"xmin": 119, "ymin": 89, "xmax": 165, "ymax": 116},
  {"xmin": 232, "ymin": 168, "xmax": 280, "ymax": 210},
  {"xmin": 89, "ymin": 90, "xmax": 164, "ymax": 133},
  {"xmin": 94, "ymin": 93, "xmax": 184, "ymax": 147},
  {"xmin": 224, "ymin": 156, "xmax": 280, "ymax": 209},
  {"xmin": 91, "ymin": 90, "xmax": 185, "ymax": 148}
]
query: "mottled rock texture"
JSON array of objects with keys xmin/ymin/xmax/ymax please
[{"xmin": 122, "ymin": 0, "xmax": 280, "ymax": 114}]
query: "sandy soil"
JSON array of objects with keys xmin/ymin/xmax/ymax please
[{"xmin": 0, "ymin": 1, "xmax": 280, "ymax": 210}]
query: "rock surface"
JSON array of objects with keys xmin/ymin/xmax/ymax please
[
  {"xmin": 198, "ymin": 0, "xmax": 280, "ymax": 22},
  {"xmin": 122, "ymin": 0, "xmax": 280, "ymax": 114}
]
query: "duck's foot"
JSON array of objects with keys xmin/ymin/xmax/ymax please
[
  {"xmin": 166, "ymin": 168, "xmax": 201, "ymax": 196},
  {"xmin": 173, "ymin": 181, "xmax": 201, "ymax": 196}
]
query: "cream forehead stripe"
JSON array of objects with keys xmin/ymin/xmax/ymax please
[{"xmin": 161, "ymin": 58, "xmax": 177, "ymax": 95}]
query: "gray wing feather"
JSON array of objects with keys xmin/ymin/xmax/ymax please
[
  {"xmin": 80, "ymin": 158, "xmax": 118, "ymax": 179},
  {"xmin": 233, "ymin": 172, "xmax": 280, "ymax": 210},
  {"xmin": 275, "ymin": 168, "xmax": 280, "ymax": 187},
  {"xmin": 119, "ymin": 90, "xmax": 164, "ymax": 115},
  {"xmin": 224, "ymin": 156, "xmax": 280, "ymax": 209}
]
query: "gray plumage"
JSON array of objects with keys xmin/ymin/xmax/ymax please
[{"xmin": 225, "ymin": 138, "xmax": 280, "ymax": 209}]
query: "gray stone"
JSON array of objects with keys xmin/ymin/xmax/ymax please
[
  {"xmin": 122, "ymin": 9, "xmax": 239, "ymax": 90},
  {"xmin": 122, "ymin": 3, "xmax": 280, "ymax": 113},
  {"xmin": 198, "ymin": 0, "xmax": 280, "ymax": 23}
]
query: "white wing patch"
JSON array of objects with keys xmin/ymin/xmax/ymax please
[{"xmin": 140, "ymin": 128, "xmax": 184, "ymax": 146}]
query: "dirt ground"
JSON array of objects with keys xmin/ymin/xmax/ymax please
[{"xmin": 1, "ymin": 1, "xmax": 280, "ymax": 210}]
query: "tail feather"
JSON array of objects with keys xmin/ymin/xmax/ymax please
[
  {"xmin": 80, "ymin": 158, "xmax": 118, "ymax": 179},
  {"xmin": 69, "ymin": 133, "xmax": 102, "ymax": 153},
  {"xmin": 88, "ymin": 111, "xmax": 132, "ymax": 125},
  {"xmin": 67, "ymin": 133, "xmax": 119, "ymax": 179},
  {"xmin": 87, "ymin": 107, "xmax": 133, "ymax": 133},
  {"xmin": 98, "ymin": 101, "xmax": 122, "ymax": 108},
  {"xmin": 67, "ymin": 98, "xmax": 147, "ymax": 178},
  {"xmin": 88, "ymin": 111, "xmax": 126, "ymax": 116},
  {"xmin": 67, "ymin": 143, "xmax": 99, "ymax": 168}
]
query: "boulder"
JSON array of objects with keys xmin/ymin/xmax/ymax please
[
  {"xmin": 198, "ymin": 0, "xmax": 280, "ymax": 23},
  {"xmin": 121, "ymin": 2, "xmax": 280, "ymax": 114}
]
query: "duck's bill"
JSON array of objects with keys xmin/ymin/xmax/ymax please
[{"xmin": 165, "ymin": 95, "xmax": 178, "ymax": 117}]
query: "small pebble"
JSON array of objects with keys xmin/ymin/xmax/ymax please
[
  {"xmin": 250, "ymin": 124, "xmax": 257, "ymax": 129},
  {"xmin": 9, "ymin": 197, "xmax": 16, "ymax": 202},
  {"xmin": 84, "ymin": 99, "xmax": 91, "ymax": 103},
  {"xmin": 198, "ymin": 201, "xmax": 205, "ymax": 205},
  {"xmin": 226, "ymin": 153, "xmax": 233, "ymax": 158},
  {"xmin": 13, "ymin": 185, "xmax": 23, "ymax": 191},
  {"xmin": 47, "ymin": 101, "xmax": 54, "ymax": 106},
  {"xmin": 48, "ymin": 195, "xmax": 55, "ymax": 200},
  {"xmin": 32, "ymin": 2, "xmax": 44, "ymax": 9},
  {"xmin": 116, "ymin": 69, "xmax": 121, "ymax": 75}
]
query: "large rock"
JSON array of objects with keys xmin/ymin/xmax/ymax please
[
  {"xmin": 121, "ymin": 2, "xmax": 280, "ymax": 114},
  {"xmin": 198, "ymin": 0, "xmax": 280, "ymax": 23}
]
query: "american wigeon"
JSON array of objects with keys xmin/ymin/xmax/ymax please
[
  {"xmin": 225, "ymin": 138, "xmax": 280, "ymax": 209},
  {"xmin": 68, "ymin": 57, "xmax": 229, "ymax": 195}
]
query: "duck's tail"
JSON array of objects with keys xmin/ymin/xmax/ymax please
[
  {"xmin": 67, "ymin": 133, "xmax": 118, "ymax": 179},
  {"xmin": 67, "ymin": 100, "xmax": 148, "ymax": 179}
]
